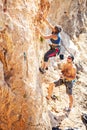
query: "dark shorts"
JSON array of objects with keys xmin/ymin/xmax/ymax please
[
  {"xmin": 54, "ymin": 79, "xmax": 73, "ymax": 95},
  {"xmin": 44, "ymin": 48, "xmax": 60, "ymax": 62}
]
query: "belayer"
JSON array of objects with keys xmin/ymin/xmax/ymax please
[
  {"xmin": 37, "ymin": 17, "xmax": 62, "ymax": 74},
  {"xmin": 46, "ymin": 55, "xmax": 76, "ymax": 112}
]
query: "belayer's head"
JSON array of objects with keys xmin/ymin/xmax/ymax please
[
  {"xmin": 52, "ymin": 25, "xmax": 62, "ymax": 34},
  {"xmin": 67, "ymin": 55, "xmax": 74, "ymax": 62}
]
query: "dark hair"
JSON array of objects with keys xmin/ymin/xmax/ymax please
[
  {"xmin": 68, "ymin": 55, "xmax": 74, "ymax": 61},
  {"xmin": 54, "ymin": 25, "xmax": 62, "ymax": 34}
]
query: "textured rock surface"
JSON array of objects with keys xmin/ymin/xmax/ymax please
[{"xmin": 0, "ymin": 0, "xmax": 87, "ymax": 130}]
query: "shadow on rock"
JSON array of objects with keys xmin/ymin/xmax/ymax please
[{"xmin": 48, "ymin": 111, "xmax": 66, "ymax": 129}]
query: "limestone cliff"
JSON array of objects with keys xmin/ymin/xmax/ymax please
[{"xmin": 0, "ymin": 0, "xmax": 87, "ymax": 130}]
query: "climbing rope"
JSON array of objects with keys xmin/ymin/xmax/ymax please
[{"xmin": 61, "ymin": 40, "xmax": 74, "ymax": 56}]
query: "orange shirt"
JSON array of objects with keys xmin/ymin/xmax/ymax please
[{"xmin": 61, "ymin": 62, "xmax": 76, "ymax": 81}]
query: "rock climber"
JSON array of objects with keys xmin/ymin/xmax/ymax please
[
  {"xmin": 46, "ymin": 55, "xmax": 76, "ymax": 112},
  {"xmin": 37, "ymin": 17, "xmax": 62, "ymax": 74}
]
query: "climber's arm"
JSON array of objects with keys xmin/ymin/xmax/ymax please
[
  {"xmin": 37, "ymin": 28, "xmax": 55, "ymax": 39},
  {"xmin": 39, "ymin": 33, "xmax": 55, "ymax": 39},
  {"xmin": 43, "ymin": 17, "xmax": 54, "ymax": 30}
]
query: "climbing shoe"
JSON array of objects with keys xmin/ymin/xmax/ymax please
[
  {"xmin": 39, "ymin": 67, "xmax": 46, "ymax": 74},
  {"xmin": 51, "ymin": 95, "xmax": 57, "ymax": 100},
  {"xmin": 45, "ymin": 67, "xmax": 48, "ymax": 70}
]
